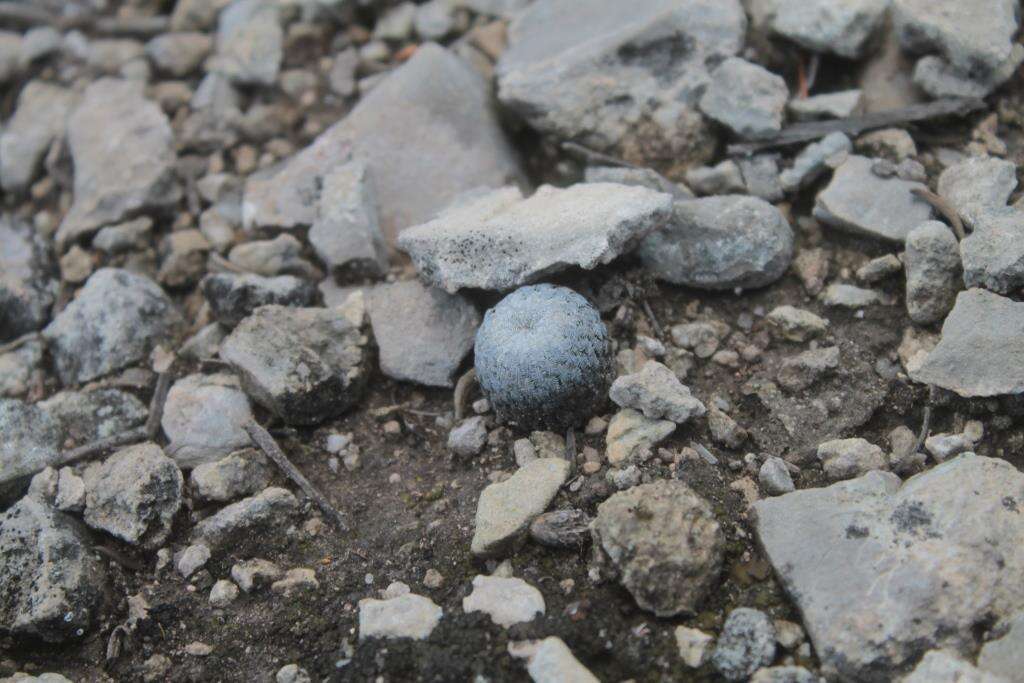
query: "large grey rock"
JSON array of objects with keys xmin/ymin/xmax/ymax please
[
  {"xmin": 609, "ymin": 360, "xmax": 706, "ymax": 424},
  {"xmin": 201, "ymin": 273, "xmax": 317, "ymax": 327},
  {"xmin": 83, "ymin": 443, "xmax": 183, "ymax": 549},
  {"xmin": 56, "ymin": 79, "xmax": 179, "ymax": 250},
  {"xmin": 191, "ymin": 486, "xmax": 299, "ymax": 550},
  {"xmin": 214, "ymin": 0, "xmax": 282, "ymax": 85},
  {"xmin": 0, "ymin": 399, "xmax": 62, "ymax": 503},
  {"xmin": 639, "ymin": 195, "xmax": 794, "ymax": 290},
  {"xmin": 904, "ymin": 221, "xmax": 961, "ymax": 325},
  {"xmin": 960, "ymin": 208, "xmax": 1024, "ymax": 295},
  {"xmin": 766, "ymin": 0, "xmax": 890, "ymax": 58},
  {"xmin": 368, "ymin": 280, "xmax": 479, "ymax": 388},
  {"xmin": 937, "ymin": 157, "xmax": 1017, "ymax": 230},
  {"xmin": 753, "ymin": 455, "xmax": 1024, "ymax": 681},
  {"xmin": 162, "ymin": 373, "xmax": 254, "ymax": 468},
  {"xmin": 813, "ymin": 155, "xmax": 932, "ymax": 243},
  {"xmin": 699, "ymin": 57, "xmax": 788, "ymax": 138},
  {"xmin": 471, "ymin": 458, "xmax": 570, "ymax": 557},
  {"xmin": 43, "ymin": 268, "xmax": 182, "ymax": 385},
  {"xmin": 592, "ymin": 480, "xmax": 723, "ymax": 616},
  {"xmin": 40, "ymin": 387, "xmax": 147, "ymax": 445},
  {"xmin": 0, "ymin": 496, "xmax": 104, "ymax": 642},
  {"xmin": 893, "ymin": 0, "xmax": 1023, "ymax": 98},
  {"xmin": 243, "ymin": 44, "xmax": 524, "ymax": 245},
  {"xmin": 711, "ymin": 608, "xmax": 777, "ymax": 681},
  {"xmin": 399, "ymin": 183, "xmax": 670, "ymax": 293},
  {"xmin": 308, "ymin": 161, "xmax": 388, "ymax": 278},
  {"xmin": 496, "ymin": 0, "xmax": 746, "ymax": 174},
  {"xmin": 0, "ymin": 215, "xmax": 56, "ymax": 342},
  {"xmin": 0, "ymin": 81, "xmax": 76, "ymax": 193},
  {"xmin": 219, "ymin": 305, "xmax": 369, "ymax": 425},
  {"xmin": 910, "ymin": 289, "xmax": 1024, "ymax": 397}
]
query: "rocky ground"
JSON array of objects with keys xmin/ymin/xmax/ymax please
[{"xmin": 3, "ymin": 0, "xmax": 1024, "ymax": 681}]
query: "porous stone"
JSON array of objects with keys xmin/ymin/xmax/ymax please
[
  {"xmin": 399, "ymin": 183, "xmax": 671, "ymax": 293},
  {"xmin": 766, "ymin": 306, "xmax": 828, "ymax": 342},
  {"xmin": 359, "ymin": 586, "xmax": 443, "ymax": 640},
  {"xmin": 56, "ymin": 79, "xmax": 179, "ymax": 249},
  {"xmin": 83, "ymin": 443, "xmax": 183, "ymax": 549},
  {"xmin": 766, "ymin": 0, "xmax": 889, "ymax": 58},
  {"xmin": 640, "ymin": 195, "xmax": 794, "ymax": 291},
  {"xmin": 471, "ymin": 458, "xmax": 570, "ymax": 557},
  {"xmin": 0, "ymin": 399, "xmax": 62, "ymax": 502},
  {"xmin": 162, "ymin": 373, "xmax": 254, "ymax": 468},
  {"xmin": 816, "ymin": 437, "xmax": 887, "ymax": 481},
  {"xmin": 904, "ymin": 221, "xmax": 961, "ymax": 325},
  {"xmin": 496, "ymin": 0, "xmax": 747, "ymax": 174},
  {"xmin": 191, "ymin": 487, "xmax": 299, "ymax": 550},
  {"xmin": 609, "ymin": 361, "xmax": 706, "ymax": 424},
  {"xmin": 0, "ymin": 496, "xmax": 104, "ymax": 642},
  {"xmin": 592, "ymin": 480, "xmax": 724, "ymax": 616},
  {"xmin": 0, "ymin": 81, "xmax": 76, "ymax": 193},
  {"xmin": 214, "ymin": 0, "xmax": 282, "ymax": 86},
  {"xmin": 937, "ymin": 157, "xmax": 1017, "ymax": 229},
  {"xmin": 699, "ymin": 57, "xmax": 788, "ymax": 138},
  {"xmin": 0, "ymin": 215, "xmax": 56, "ymax": 342},
  {"xmin": 201, "ymin": 273, "xmax": 317, "ymax": 327},
  {"xmin": 474, "ymin": 285, "xmax": 613, "ymax": 431},
  {"xmin": 960, "ymin": 208, "xmax": 1024, "ymax": 295},
  {"xmin": 779, "ymin": 132, "xmax": 852, "ymax": 193},
  {"xmin": 462, "ymin": 575, "xmax": 545, "ymax": 627},
  {"xmin": 308, "ymin": 161, "xmax": 388, "ymax": 278},
  {"xmin": 368, "ymin": 280, "xmax": 480, "ymax": 388},
  {"xmin": 711, "ymin": 608, "xmax": 777, "ymax": 682},
  {"xmin": 754, "ymin": 454, "xmax": 1024, "ymax": 680},
  {"xmin": 910, "ymin": 289, "xmax": 1024, "ymax": 397},
  {"xmin": 219, "ymin": 305, "xmax": 368, "ymax": 426},
  {"xmin": 244, "ymin": 44, "xmax": 524, "ymax": 245},
  {"xmin": 605, "ymin": 408, "xmax": 675, "ymax": 465},
  {"xmin": 813, "ymin": 155, "xmax": 932, "ymax": 243}
]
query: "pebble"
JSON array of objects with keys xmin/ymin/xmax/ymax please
[
  {"xmin": 759, "ymin": 457, "xmax": 795, "ymax": 495},
  {"xmin": 708, "ymin": 407, "xmax": 747, "ymax": 449},
  {"xmin": 819, "ymin": 283, "xmax": 886, "ymax": 308},
  {"xmin": 231, "ymin": 558, "xmax": 282, "ymax": 593},
  {"xmin": 766, "ymin": 306, "xmax": 828, "ymax": 342},
  {"xmin": 699, "ymin": 57, "xmax": 788, "ymax": 138},
  {"xmin": 176, "ymin": 543, "xmax": 212, "ymax": 578},
  {"xmin": 528, "ymin": 509, "xmax": 592, "ymax": 549},
  {"xmin": 462, "ymin": 575, "xmax": 545, "ymax": 627},
  {"xmin": 0, "ymin": 81, "xmax": 76, "ymax": 194},
  {"xmin": 856, "ymin": 254, "xmax": 902, "ymax": 283},
  {"xmin": 191, "ymin": 487, "xmax": 298, "ymax": 551},
  {"xmin": 228, "ymin": 234, "xmax": 315, "ymax": 278},
  {"xmin": 904, "ymin": 221, "xmax": 962, "ymax": 325},
  {"xmin": 308, "ymin": 160, "xmax": 388, "ymax": 277},
  {"xmin": 358, "ymin": 583, "xmax": 443, "ymax": 640},
  {"xmin": 201, "ymin": 273, "xmax": 316, "ymax": 328},
  {"xmin": 209, "ymin": 579, "xmax": 240, "ymax": 607},
  {"xmin": 779, "ymin": 132, "xmax": 851, "ymax": 193},
  {"xmin": 190, "ymin": 451, "xmax": 271, "ymax": 503},
  {"xmin": 146, "ymin": 32, "xmax": 213, "ymax": 77},
  {"xmin": 276, "ymin": 664, "xmax": 312, "ymax": 683},
  {"xmin": 788, "ymin": 90, "xmax": 863, "ymax": 120},
  {"xmin": 54, "ymin": 468, "xmax": 86, "ymax": 513},
  {"xmin": 271, "ymin": 568, "xmax": 319, "ymax": 595},
  {"xmin": 816, "ymin": 438, "xmax": 887, "ymax": 481},
  {"xmin": 960, "ymin": 207, "xmax": 1024, "ymax": 295},
  {"xmin": 605, "ymin": 408, "xmax": 676, "ymax": 466},
  {"xmin": 685, "ymin": 160, "xmax": 746, "ymax": 196},
  {"xmin": 676, "ymin": 625, "xmax": 715, "ymax": 668},
  {"xmin": 448, "ymin": 416, "xmax": 489, "ymax": 457},
  {"xmin": 0, "ymin": 400, "xmax": 61, "ymax": 501},
  {"xmin": 937, "ymin": 156, "xmax": 1017, "ymax": 229},
  {"xmin": 609, "ymin": 361, "xmax": 706, "ymax": 424},
  {"xmin": 711, "ymin": 608, "xmax": 777, "ymax": 681},
  {"xmin": 214, "ymin": 0, "xmax": 283, "ymax": 86},
  {"xmin": 162, "ymin": 373, "xmax": 254, "ymax": 468},
  {"xmin": 514, "ymin": 636, "xmax": 600, "ymax": 683}
]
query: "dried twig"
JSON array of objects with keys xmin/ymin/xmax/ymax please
[
  {"xmin": 728, "ymin": 98, "xmax": 987, "ymax": 156},
  {"xmin": 560, "ymin": 141, "xmax": 640, "ymax": 169},
  {"xmin": 911, "ymin": 187, "xmax": 966, "ymax": 240},
  {"xmin": 641, "ymin": 299, "xmax": 664, "ymax": 340},
  {"xmin": 453, "ymin": 368, "xmax": 478, "ymax": 421},
  {"xmin": 914, "ymin": 385, "xmax": 937, "ymax": 455},
  {"xmin": 243, "ymin": 420, "xmax": 349, "ymax": 533},
  {"xmin": 144, "ymin": 370, "xmax": 173, "ymax": 439}
]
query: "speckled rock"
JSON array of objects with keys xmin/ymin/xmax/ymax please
[
  {"xmin": 40, "ymin": 387, "xmax": 146, "ymax": 447},
  {"xmin": 189, "ymin": 451, "xmax": 270, "ymax": 502},
  {"xmin": 0, "ymin": 215, "xmax": 56, "ymax": 342},
  {"xmin": 712, "ymin": 608, "xmax": 777, "ymax": 681},
  {"xmin": 191, "ymin": 487, "xmax": 299, "ymax": 551},
  {"xmin": 0, "ymin": 399, "xmax": 62, "ymax": 503}
]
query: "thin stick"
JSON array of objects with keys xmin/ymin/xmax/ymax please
[
  {"xmin": 641, "ymin": 299, "xmax": 664, "ymax": 339},
  {"xmin": 914, "ymin": 385, "xmax": 936, "ymax": 455},
  {"xmin": 453, "ymin": 368, "xmax": 477, "ymax": 420},
  {"xmin": 243, "ymin": 421, "xmax": 349, "ymax": 532},
  {"xmin": 145, "ymin": 371, "xmax": 173, "ymax": 439},
  {"xmin": 560, "ymin": 141, "xmax": 640, "ymax": 170},
  {"xmin": 62, "ymin": 427, "xmax": 149, "ymax": 466},
  {"xmin": 911, "ymin": 187, "xmax": 966, "ymax": 241}
]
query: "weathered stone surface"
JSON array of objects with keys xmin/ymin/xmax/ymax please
[
  {"xmin": 83, "ymin": 443, "xmax": 183, "ymax": 549},
  {"xmin": 56, "ymin": 79, "xmax": 179, "ymax": 249},
  {"xmin": 813, "ymin": 155, "xmax": 932, "ymax": 243},
  {"xmin": 359, "ymin": 585, "xmax": 443, "ymax": 640},
  {"xmin": 777, "ymin": 346, "xmax": 839, "ymax": 393},
  {"xmin": 902, "ymin": 650, "xmax": 1004, "ymax": 683},
  {"xmin": 244, "ymin": 44, "xmax": 524, "ymax": 244},
  {"xmin": 592, "ymin": 480, "xmax": 723, "ymax": 616},
  {"xmin": 978, "ymin": 612, "xmax": 1024, "ymax": 681},
  {"xmin": 308, "ymin": 161, "xmax": 388, "ymax": 278},
  {"xmin": 462, "ymin": 575, "xmax": 545, "ymax": 627},
  {"xmin": 605, "ymin": 408, "xmax": 675, "ymax": 465},
  {"xmin": 448, "ymin": 416, "xmax": 489, "ymax": 457},
  {"xmin": 779, "ymin": 132, "xmax": 851, "ymax": 193},
  {"xmin": 816, "ymin": 437, "xmax": 887, "ymax": 481},
  {"xmin": 40, "ymin": 387, "xmax": 146, "ymax": 445},
  {"xmin": 685, "ymin": 160, "xmax": 745, "ymax": 196},
  {"xmin": 960, "ymin": 208, "xmax": 1024, "ymax": 295},
  {"xmin": 675, "ymin": 626, "xmax": 714, "ymax": 668},
  {"xmin": 0, "ymin": 81, "xmax": 76, "ymax": 193},
  {"xmin": 766, "ymin": 0, "xmax": 889, "ymax": 58},
  {"xmin": 220, "ymin": 305, "xmax": 368, "ymax": 425},
  {"xmin": 228, "ymin": 235, "xmax": 315, "ymax": 278},
  {"xmin": 904, "ymin": 221, "xmax": 961, "ymax": 325},
  {"xmin": 699, "ymin": 58, "xmax": 788, "ymax": 138},
  {"xmin": 766, "ymin": 306, "xmax": 828, "ymax": 342},
  {"xmin": 145, "ymin": 32, "xmax": 212, "ymax": 77},
  {"xmin": 399, "ymin": 183, "xmax": 671, "ymax": 293},
  {"xmin": 191, "ymin": 487, "xmax": 299, "ymax": 550},
  {"xmin": 0, "ymin": 215, "xmax": 56, "ymax": 342},
  {"xmin": 43, "ymin": 268, "xmax": 182, "ymax": 385},
  {"xmin": 214, "ymin": 0, "xmax": 282, "ymax": 85},
  {"xmin": 937, "ymin": 157, "xmax": 1017, "ymax": 230},
  {"xmin": 162, "ymin": 373, "xmax": 254, "ymax": 468},
  {"xmin": 584, "ymin": 166, "xmax": 693, "ymax": 200},
  {"xmin": 0, "ymin": 339, "xmax": 43, "ymax": 398},
  {"xmin": 517, "ymin": 636, "xmax": 600, "ymax": 683},
  {"xmin": 231, "ymin": 558, "xmax": 282, "ymax": 592},
  {"xmin": 496, "ymin": 0, "xmax": 746, "ymax": 174},
  {"xmin": 0, "ymin": 399, "xmax": 62, "ymax": 503},
  {"xmin": 609, "ymin": 361, "xmax": 706, "ymax": 424},
  {"xmin": 711, "ymin": 608, "xmax": 777, "ymax": 681},
  {"xmin": 0, "ymin": 496, "xmax": 104, "ymax": 642},
  {"xmin": 759, "ymin": 456, "xmax": 795, "ymax": 495},
  {"xmin": 820, "ymin": 283, "xmax": 886, "ymax": 308},
  {"xmin": 368, "ymin": 280, "xmax": 480, "ymax": 387},
  {"xmin": 190, "ymin": 451, "xmax": 270, "ymax": 503},
  {"xmin": 471, "ymin": 458, "xmax": 570, "ymax": 557},
  {"xmin": 640, "ymin": 195, "xmax": 794, "ymax": 290},
  {"xmin": 753, "ymin": 455, "xmax": 1024, "ymax": 681},
  {"xmin": 788, "ymin": 90, "xmax": 863, "ymax": 121},
  {"xmin": 910, "ymin": 289, "xmax": 1024, "ymax": 397},
  {"xmin": 201, "ymin": 273, "xmax": 317, "ymax": 327}
]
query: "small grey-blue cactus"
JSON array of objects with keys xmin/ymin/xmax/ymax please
[{"xmin": 474, "ymin": 284, "xmax": 613, "ymax": 431}]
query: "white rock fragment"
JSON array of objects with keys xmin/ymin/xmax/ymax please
[
  {"xmin": 359, "ymin": 583, "xmax": 443, "ymax": 640},
  {"xmin": 462, "ymin": 575, "xmax": 545, "ymax": 627}
]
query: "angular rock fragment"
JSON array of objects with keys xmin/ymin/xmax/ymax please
[
  {"xmin": 43, "ymin": 268, "xmax": 182, "ymax": 385},
  {"xmin": 368, "ymin": 280, "xmax": 480, "ymax": 387},
  {"xmin": 308, "ymin": 161, "xmax": 388, "ymax": 278},
  {"xmin": 244, "ymin": 44, "xmax": 524, "ymax": 244},
  {"xmin": 0, "ymin": 496, "xmax": 104, "ymax": 642},
  {"xmin": 609, "ymin": 361, "xmax": 706, "ymax": 424},
  {"xmin": 214, "ymin": 0, "xmax": 282, "ymax": 86},
  {"xmin": 462, "ymin": 575, "xmax": 545, "ymax": 627},
  {"xmin": 592, "ymin": 480, "xmax": 723, "ymax": 616},
  {"xmin": 766, "ymin": 0, "xmax": 889, "ymax": 58},
  {"xmin": 231, "ymin": 558, "xmax": 281, "ymax": 592},
  {"xmin": 777, "ymin": 346, "xmax": 839, "ymax": 392},
  {"xmin": 228, "ymin": 234, "xmax": 315, "ymax": 278},
  {"xmin": 960, "ymin": 208, "xmax": 1024, "ymax": 295},
  {"xmin": 40, "ymin": 387, "xmax": 147, "ymax": 445},
  {"xmin": 779, "ymin": 132, "xmax": 851, "ymax": 193},
  {"xmin": 820, "ymin": 283, "xmax": 886, "ymax": 308},
  {"xmin": 162, "ymin": 373, "xmax": 254, "ymax": 468},
  {"xmin": 145, "ymin": 32, "xmax": 213, "ymax": 77},
  {"xmin": 754, "ymin": 455, "xmax": 1024, "ymax": 680},
  {"xmin": 711, "ymin": 608, "xmax": 777, "ymax": 681},
  {"xmin": 0, "ymin": 81, "xmax": 76, "ymax": 193},
  {"xmin": 699, "ymin": 58, "xmax": 788, "ymax": 138},
  {"xmin": 190, "ymin": 451, "xmax": 270, "ymax": 503},
  {"xmin": 0, "ymin": 215, "xmax": 56, "ymax": 342},
  {"xmin": 910, "ymin": 289, "xmax": 1024, "ymax": 397},
  {"xmin": 787, "ymin": 90, "xmax": 863, "ymax": 121},
  {"xmin": 0, "ymin": 339, "xmax": 43, "ymax": 398},
  {"xmin": 904, "ymin": 221, "xmax": 961, "ymax": 324},
  {"xmin": 937, "ymin": 157, "xmax": 1017, "ymax": 230},
  {"xmin": 448, "ymin": 416, "xmax": 488, "ymax": 457},
  {"xmin": 359, "ymin": 584, "xmax": 443, "ymax": 640},
  {"xmin": 201, "ymin": 273, "xmax": 317, "ymax": 327},
  {"xmin": 496, "ymin": 0, "xmax": 746, "ymax": 174},
  {"xmin": 0, "ymin": 399, "xmax": 63, "ymax": 503},
  {"xmin": 399, "ymin": 183, "xmax": 671, "ymax": 293},
  {"xmin": 816, "ymin": 437, "xmax": 887, "ymax": 481},
  {"xmin": 220, "ymin": 305, "xmax": 368, "ymax": 425},
  {"xmin": 641, "ymin": 195, "xmax": 793, "ymax": 291},
  {"xmin": 191, "ymin": 487, "xmax": 299, "ymax": 550},
  {"xmin": 56, "ymin": 79, "xmax": 179, "ymax": 249},
  {"xmin": 766, "ymin": 306, "xmax": 828, "ymax": 342},
  {"xmin": 584, "ymin": 166, "xmax": 693, "ymax": 200},
  {"xmin": 902, "ymin": 650, "xmax": 1001, "ymax": 683},
  {"xmin": 605, "ymin": 408, "xmax": 675, "ymax": 465},
  {"xmin": 814, "ymin": 155, "xmax": 932, "ymax": 243},
  {"xmin": 516, "ymin": 637, "xmax": 600, "ymax": 683}
]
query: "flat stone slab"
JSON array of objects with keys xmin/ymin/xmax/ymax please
[
  {"xmin": 910, "ymin": 288, "xmax": 1024, "ymax": 397},
  {"xmin": 398, "ymin": 183, "xmax": 671, "ymax": 293},
  {"xmin": 753, "ymin": 454, "xmax": 1024, "ymax": 680}
]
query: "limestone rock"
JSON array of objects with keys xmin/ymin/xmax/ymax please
[
  {"xmin": 462, "ymin": 575, "xmax": 545, "ymax": 627},
  {"xmin": 359, "ymin": 586, "xmax": 443, "ymax": 640},
  {"xmin": 162, "ymin": 373, "xmax": 254, "ymax": 468},
  {"xmin": 609, "ymin": 361, "xmax": 706, "ymax": 424}
]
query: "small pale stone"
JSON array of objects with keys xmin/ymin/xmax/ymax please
[{"xmin": 462, "ymin": 575, "xmax": 545, "ymax": 627}]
